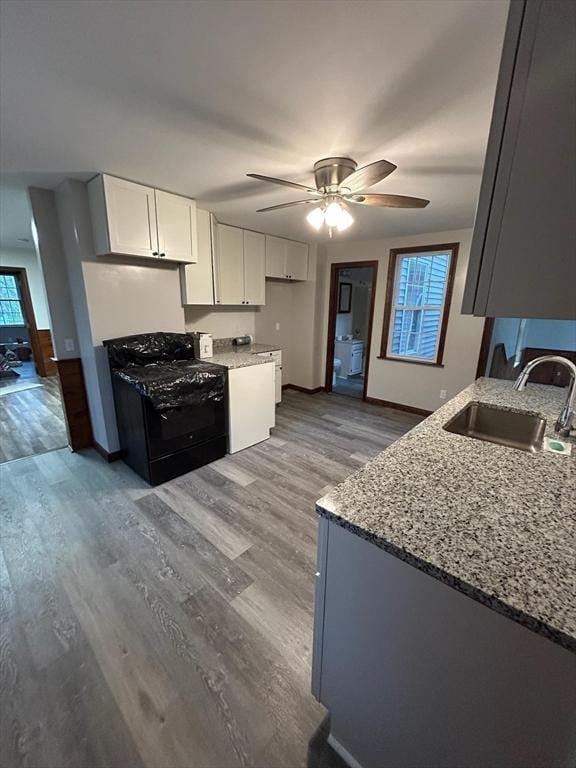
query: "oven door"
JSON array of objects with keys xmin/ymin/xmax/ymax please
[{"xmin": 144, "ymin": 397, "xmax": 227, "ymax": 460}]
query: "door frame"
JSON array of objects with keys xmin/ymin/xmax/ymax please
[
  {"xmin": 0, "ymin": 266, "xmax": 44, "ymax": 376},
  {"xmin": 325, "ymin": 260, "xmax": 379, "ymax": 400},
  {"xmin": 475, "ymin": 317, "xmax": 495, "ymax": 379}
]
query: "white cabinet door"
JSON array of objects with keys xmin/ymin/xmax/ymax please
[
  {"xmin": 285, "ymin": 240, "xmax": 309, "ymax": 280},
  {"xmin": 155, "ymin": 189, "xmax": 198, "ymax": 263},
  {"xmin": 102, "ymin": 175, "xmax": 158, "ymax": 258},
  {"xmin": 214, "ymin": 224, "xmax": 245, "ymax": 305},
  {"xmin": 243, "ymin": 230, "xmax": 266, "ymax": 305},
  {"xmin": 265, "ymin": 236, "xmax": 287, "ymax": 278},
  {"xmin": 180, "ymin": 209, "xmax": 215, "ymax": 305},
  {"xmin": 228, "ymin": 363, "xmax": 275, "ymax": 453}
]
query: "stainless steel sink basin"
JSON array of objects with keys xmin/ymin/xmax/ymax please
[{"xmin": 443, "ymin": 402, "xmax": 546, "ymax": 452}]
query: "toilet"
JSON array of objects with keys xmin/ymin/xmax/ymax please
[{"xmin": 333, "ymin": 357, "xmax": 342, "ymax": 385}]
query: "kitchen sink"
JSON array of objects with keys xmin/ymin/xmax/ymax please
[{"xmin": 443, "ymin": 402, "xmax": 546, "ymax": 453}]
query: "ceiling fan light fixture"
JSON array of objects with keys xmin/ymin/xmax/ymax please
[
  {"xmin": 324, "ymin": 201, "xmax": 354, "ymax": 232},
  {"xmin": 336, "ymin": 206, "xmax": 354, "ymax": 232},
  {"xmin": 306, "ymin": 206, "xmax": 325, "ymax": 231}
]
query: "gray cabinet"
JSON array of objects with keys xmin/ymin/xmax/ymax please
[{"xmin": 463, "ymin": 0, "xmax": 576, "ymax": 320}]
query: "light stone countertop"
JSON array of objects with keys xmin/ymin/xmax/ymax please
[
  {"xmin": 316, "ymin": 377, "xmax": 576, "ymax": 652},
  {"xmin": 203, "ymin": 343, "xmax": 281, "ymax": 370}
]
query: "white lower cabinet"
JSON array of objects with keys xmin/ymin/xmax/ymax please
[
  {"xmin": 227, "ymin": 363, "xmax": 275, "ymax": 453},
  {"xmin": 255, "ymin": 350, "xmax": 282, "ymax": 404},
  {"xmin": 334, "ymin": 340, "xmax": 365, "ymax": 377}
]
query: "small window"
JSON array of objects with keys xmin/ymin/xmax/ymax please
[
  {"xmin": 0, "ymin": 274, "xmax": 25, "ymax": 326},
  {"xmin": 380, "ymin": 243, "xmax": 458, "ymax": 366}
]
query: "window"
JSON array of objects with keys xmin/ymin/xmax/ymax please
[
  {"xmin": 380, "ymin": 243, "xmax": 458, "ymax": 366},
  {"xmin": 0, "ymin": 274, "xmax": 25, "ymax": 326}
]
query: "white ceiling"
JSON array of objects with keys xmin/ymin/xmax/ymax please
[{"xmin": 0, "ymin": 0, "xmax": 509, "ymax": 249}]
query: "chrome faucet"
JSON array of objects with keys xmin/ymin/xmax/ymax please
[{"xmin": 513, "ymin": 355, "xmax": 576, "ymax": 437}]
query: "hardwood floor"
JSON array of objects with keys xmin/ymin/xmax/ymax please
[
  {"xmin": 0, "ymin": 371, "xmax": 67, "ymax": 463},
  {"xmin": 0, "ymin": 390, "xmax": 422, "ymax": 768}
]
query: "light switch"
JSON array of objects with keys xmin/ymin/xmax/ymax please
[
  {"xmin": 64, "ymin": 338, "xmax": 75, "ymax": 352},
  {"xmin": 275, "ymin": 322, "xmax": 280, "ymax": 331}
]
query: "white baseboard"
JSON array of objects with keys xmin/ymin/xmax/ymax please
[{"xmin": 327, "ymin": 733, "xmax": 364, "ymax": 768}]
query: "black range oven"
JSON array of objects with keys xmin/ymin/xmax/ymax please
[{"xmin": 104, "ymin": 332, "xmax": 228, "ymax": 485}]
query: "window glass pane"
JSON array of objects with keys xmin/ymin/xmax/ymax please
[
  {"xmin": 0, "ymin": 275, "xmax": 19, "ymax": 300},
  {"xmin": 388, "ymin": 249, "xmax": 452, "ymax": 361},
  {"xmin": 391, "ymin": 308, "xmax": 441, "ymax": 359},
  {"xmin": 0, "ymin": 299, "xmax": 25, "ymax": 325}
]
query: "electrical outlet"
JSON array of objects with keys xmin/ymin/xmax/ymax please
[
  {"xmin": 64, "ymin": 338, "xmax": 75, "ymax": 352},
  {"xmin": 275, "ymin": 322, "xmax": 280, "ymax": 331},
  {"xmin": 439, "ymin": 389, "xmax": 447, "ymax": 400}
]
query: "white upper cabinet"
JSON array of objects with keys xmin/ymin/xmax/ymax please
[
  {"xmin": 88, "ymin": 174, "xmax": 197, "ymax": 264},
  {"xmin": 155, "ymin": 189, "xmax": 198, "ymax": 263},
  {"xmin": 285, "ymin": 240, "xmax": 309, "ymax": 280},
  {"xmin": 213, "ymin": 223, "xmax": 245, "ymax": 305},
  {"xmin": 212, "ymin": 223, "xmax": 267, "ymax": 306},
  {"xmin": 90, "ymin": 175, "xmax": 157, "ymax": 258},
  {"xmin": 180, "ymin": 210, "xmax": 215, "ymax": 305},
  {"xmin": 265, "ymin": 235, "xmax": 308, "ymax": 280},
  {"xmin": 243, "ymin": 230, "xmax": 266, "ymax": 305},
  {"xmin": 265, "ymin": 236, "xmax": 287, "ymax": 278}
]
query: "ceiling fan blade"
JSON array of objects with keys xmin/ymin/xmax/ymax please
[
  {"xmin": 247, "ymin": 173, "xmax": 321, "ymax": 195},
  {"xmin": 339, "ymin": 160, "xmax": 397, "ymax": 193},
  {"xmin": 256, "ymin": 199, "xmax": 320, "ymax": 213},
  {"xmin": 347, "ymin": 193, "xmax": 429, "ymax": 208}
]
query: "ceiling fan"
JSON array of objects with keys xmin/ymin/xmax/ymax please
[{"xmin": 247, "ymin": 157, "xmax": 429, "ymax": 235}]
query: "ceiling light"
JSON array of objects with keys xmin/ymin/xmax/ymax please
[
  {"xmin": 324, "ymin": 201, "xmax": 354, "ymax": 232},
  {"xmin": 336, "ymin": 206, "xmax": 354, "ymax": 232},
  {"xmin": 306, "ymin": 206, "xmax": 325, "ymax": 231}
]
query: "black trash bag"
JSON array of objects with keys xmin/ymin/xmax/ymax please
[
  {"xmin": 114, "ymin": 360, "xmax": 226, "ymax": 410},
  {"xmin": 104, "ymin": 332, "xmax": 196, "ymax": 369}
]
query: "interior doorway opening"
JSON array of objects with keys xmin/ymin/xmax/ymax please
[
  {"xmin": 325, "ymin": 261, "xmax": 378, "ymax": 400},
  {"xmin": 0, "ymin": 265, "xmax": 67, "ymax": 463}
]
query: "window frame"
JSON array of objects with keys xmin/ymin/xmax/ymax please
[{"xmin": 379, "ymin": 242, "xmax": 459, "ymax": 367}]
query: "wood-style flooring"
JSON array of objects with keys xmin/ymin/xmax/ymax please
[
  {"xmin": 0, "ymin": 390, "xmax": 422, "ymax": 768},
  {"xmin": 0, "ymin": 365, "xmax": 67, "ymax": 463}
]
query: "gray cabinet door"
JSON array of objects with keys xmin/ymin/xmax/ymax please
[{"xmin": 463, "ymin": 0, "xmax": 576, "ymax": 319}]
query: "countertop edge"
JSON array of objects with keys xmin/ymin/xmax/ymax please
[{"xmin": 316, "ymin": 504, "xmax": 576, "ymax": 654}]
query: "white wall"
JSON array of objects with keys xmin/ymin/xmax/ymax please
[
  {"xmin": 318, "ymin": 229, "xmax": 485, "ymax": 412},
  {"xmin": 254, "ymin": 245, "xmax": 319, "ymax": 389},
  {"xmin": 184, "ymin": 306, "xmax": 256, "ymax": 339},
  {"xmin": 54, "ymin": 179, "xmax": 186, "ymax": 452},
  {"xmin": 0, "ymin": 247, "xmax": 51, "ymax": 329}
]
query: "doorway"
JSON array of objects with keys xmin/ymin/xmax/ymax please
[
  {"xmin": 0, "ymin": 266, "xmax": 67, "ymax": 462},
  {"xmin": 325, "ymin": 261, "xmax": 378, "ymax": 399}
]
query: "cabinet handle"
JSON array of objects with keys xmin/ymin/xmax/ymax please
[
  {"xmin": 160, "ymin": 252, "xmax": 166, "ymax": 258},
  {"xmin": 153, "ymin": 251, "xmax": 159, "ymax": 256}
]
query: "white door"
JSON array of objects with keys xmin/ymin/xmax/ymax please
[
  {"xmin": 155, "ymin": 189, "xmax": 198, "ymax": 263},
  {"xmin": 285, "ymin": 240, "xmax": 309, "ymax": 280},
  {"xmin": 243, "ymin": 230, "xmax": 266, "ymax": 305},
  {"xmin": 214, "ymin": 224, "xmax": 245, "ymax": 305},
  {"xmin": 265, "ymin": 236, "xmax": 287, "ymax": 278},
  {"xmin": 180, "ymin": 209, "xmax": 215, "ymax": 305},
  {"xmin": 103, "ymin": 175, "xmax": 158, "ymax": 258},
  {"xmin": 228, "ymin": 363, "xmax": 275, "ymax": 453}
]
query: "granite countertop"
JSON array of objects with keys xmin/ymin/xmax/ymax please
[
  {"xmin": 316, "ymin": 378, "xmax": 576, "ymax": 652},
  {"xmin": 203, "ymin": 343, "xmax": 280, "ymax": 369}
]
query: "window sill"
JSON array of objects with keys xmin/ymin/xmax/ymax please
[{"xmin": 377, "ymin": 355, "xmax": 445, "ymax": 368}]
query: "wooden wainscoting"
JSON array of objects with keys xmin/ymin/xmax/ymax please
[
  {"xmin": 53, "ymin": 357, "xmax": 93, "ymax": 451},
  {"xmin": 36, "ymin": 329, "xmax": 57, "ymax": 377}
]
